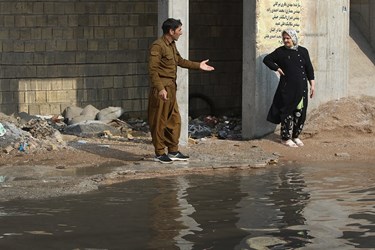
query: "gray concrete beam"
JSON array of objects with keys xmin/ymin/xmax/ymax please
[
  {"xmin": 158, "ymin": 0, "xmax": 189, "ymax": 146},
  {"xmin": 242, "ymin": 0, "xmax": 350, "ymax": 139}
]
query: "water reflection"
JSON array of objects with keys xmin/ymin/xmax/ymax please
[
  {"xmin": 0, "ymin": 163, "xmax": 374, "ymax": 249},
  {"xmin": 235, "ymin": 166, "xmax": 311, "ymax": 249}
]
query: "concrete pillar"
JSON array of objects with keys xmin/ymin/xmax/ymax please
[
  {"xmin": 158, "ymin": 0, "xmax": 189, "ymax": 146},
  {"xmin": 242, "ymin": 0, "xmax": 278, "ymax": 139},
  {"xmin": 242, "ymin": 0, "xmax": 350, "ymax": 139}
]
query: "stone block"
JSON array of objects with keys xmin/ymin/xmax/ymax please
[
  {"xmin": 24, "ymin": 41, "xmax": 35, "ymax": 52},
  {"xmin": 4, "ymin": 16, "xmax": 14, "ymax": 27},
  {"xmin": 68, "ymin": 15, "xmax": 78, "ymax": 26},
  {"xmin": 14, "ymin": 41, "xmax": 25, "ymax": 52},
  {"xmin": 28, "ymin": 80, "xmax": 38, "ymax": 91},
  {"xmin": 25, "ymin": 91, "xmax": 36, "ymax": 103},
  {"xmin": 54, "ymin": 3, "xmax": 65, "ymax": 14},
  {"xmin": 45, "ymin": 40, "xmax": 58, "ymax": 52},
  {"xmin": 83, "ymin": 27, "xmax": 94, "ymax": 38},
  {"xmin": 88, "ymin": 40, "xmax": 99, "ymax": 51},
  {"xmin": 115, "ymin": 28, "xmax": 125, "ymax": 39},
  {"xmin": 2, "ymin": 41, "xmax": 14, "ymax": 52},
  {"xmin": 18, "ymin": 81, "xmax": 28, "ymax": 92},
  {"xmin": 35, "ymin": 91, "xmax": 47, "ymax": 103},
  {"xmin": 64, "ymin": 3, "xmax": 74, "ymax": 14},
  {"xmin": 124, "ymin": 27, "xmax": 134, "ymax": 38},
  {"xmin": 128, "ymin": 39, "xmax": 138, "ymax": 49},
  {"xmin": 55, "ymin": 65, "xmax": 78, "ymax": 78},
  {"xmin": 108, "ymin": 39, "xmax": 118, "ymax": 50},
  {"xmin": 18, "ymin": 104, "xmax": 29, "ymax": 113},
  {"xmin": 98, "ymin": 89, "xmax": 109, "ymax": 101},
  {"xmin": 66, "ymin": 40, "xmax": 77, "ymax": 51},
  {"xmin": 42, "ymin": 28, "xmax": 53, "ymax": 40},
  {"xmin": 17, "ymin": 91, "xmax": 25, "ymax": 103},
  {"xmin": 73, "ymin": 52, "xmax": 84, "ymax": 63},
  {"xmin": 62, "ymin": 28, "xmax": 74, "ymax": 39},
  {"xmin": 54, "ymin": 52, "xmax": 75, "ymax": 64},
  {"xmin": 50, "ymin": 103, "xmax": 62, "ymax": 115},
  {"xmin": 36, "ymin": 80, "xmax": 52, "ymax": 91},
  {"xmin": 62, "ymin": 79, "xmax": 74, "ymax": 90},
  {"xmin": 56, "ymin": 40, "xmax": 67, "ymax": 51},
  {"xmin": 32, "ymin": 2, "xmax": 44, "ymax": 14},
  {"xmin": 28, "ymin": 104, "xmax": 40, "ymax": 115},
  {"xmin": 39, "ymin": 104, "xmax": 51, "ymax": 115},
  {"xmin": 15, "ymin": 16, "xmax": 26, "ymax": 27},
  {"xmin": 44, "ymin": 2, "xmax": 54, "ymax": 13},
  {"xmin": 95, "ymin": 27, "xmax": 105, "ymax": 39},
  {"xmin": 108, "ymin": 15, "xmax": 120, "ymax": 26},
  {"xmin": 0, "ymin": 29, "xmax": 8, "ymax": 40},
  {"xmin": 47, "ymin": 90, "xmax": 63, "ymax": 103},
  {"xmin": 50, "ymin": 80, "xmax": 62, "ymax": 91},
  {"xmin": 98, "ymin": 16, "xmax": 108, "ymax": 26},
  {"xmin": 52, "ymin": 28, "xmax": 63, "ymax": 39},
  {"xmin": 113, "ymin": 77, "xmax": 124, "ymax": 88},
  {"xmin": 102, "ymin": 78, "xmax": 114, "ymax": 89},
  {"xmin": 35, "ymin": 41, "xmax": 46, "ymax": 52}
]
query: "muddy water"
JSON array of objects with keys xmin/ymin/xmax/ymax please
[{"xmin": 0, "ymin": 162, "xmax": 374, "ymax": 250}]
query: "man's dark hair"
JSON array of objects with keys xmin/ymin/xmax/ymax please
[{"xmin": 162, "ymin": 18, "xmax": 182, "ymax": 34}]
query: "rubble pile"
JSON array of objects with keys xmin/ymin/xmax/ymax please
[
  {"xmin": 0, "ymin": 104, "xmax": 151, "ymax": 155},
  {"xmin": 0, "ymin": 116, "xmax": 66, "ymax": 155},
  {"xmin": 0, "ymin": 102, "xmax": 243, "ymax": 155},
  {"xmin": 22, "ymin": 119, "xmax": 58, "ymax": 139},
  {"xmin": 189, "ymin": 115, "xmax": 242, "ymax": 140}
]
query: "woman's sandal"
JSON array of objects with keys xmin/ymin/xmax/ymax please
[
  {"xmin": 281, "ymin": 139, "xmax": 298, "ymax": 147},
  {"xmin": 292, "ymin": 138, "xmax": 304, "ymax": 147}
]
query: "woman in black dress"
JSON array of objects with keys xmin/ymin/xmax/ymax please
[{"xmin": 263, "ymin": 29, "xmax": 315, "ymax": 147}]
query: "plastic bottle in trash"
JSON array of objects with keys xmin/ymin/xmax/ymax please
[{"xmin": 19, "ymin": 142, "xmax": 28, "ymax": 152}]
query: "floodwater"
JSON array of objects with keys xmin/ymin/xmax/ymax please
[{"xmin": 0, "ymin": 162, "xmax": 374, "ymax": 250}]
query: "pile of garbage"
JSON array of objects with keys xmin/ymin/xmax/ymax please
[
  {"xmin": 0, "ymin": 103, "xmax": 242, "ymax": 155},
  {"xmin": 189, "ymin": 115, "xmax": 242, "ymax": 140},
  {"xmin": 0, "ymin": 104, "xmax": 149, "ymax": 155},
  {"xmin": 0, "ymin": 112, "xmax": 66, "ymax": 154}
]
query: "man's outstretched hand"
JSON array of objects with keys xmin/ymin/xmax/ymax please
[{"xmin": 200, "ymin": 59, "xmax": 215, "ymax": 71}]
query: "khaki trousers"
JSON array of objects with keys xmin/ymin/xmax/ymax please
[{"xmin": 148, "ymin": 84, "xmax": 181, "ymax": 156}]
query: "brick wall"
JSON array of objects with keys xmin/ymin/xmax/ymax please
[
  {"xmin": 0, "ymin": 1, "xmax": 157, "ymax": 116},
  {"xmin": 0, "ymin": 0, "xmax": 245, "ymax": 119},
  {"xmin": 189, "ymin": 0, "xmax": 243, "ymax": 117}
]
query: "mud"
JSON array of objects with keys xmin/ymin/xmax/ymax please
[{"xmin": 0, "ymin": 96, "xmax": 374, "ymax": 202}]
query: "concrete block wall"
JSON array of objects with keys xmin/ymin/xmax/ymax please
[
  {"xmin": 189, "ymin": 0, "xmax": 243, "ymax": 117},
  {"xmin": 0, "ymin": 0, "xmax": 157, "ymax": 116},
  {"xmin": 350, "ymin": 0, "xmax": 375, "ymax": 51}
]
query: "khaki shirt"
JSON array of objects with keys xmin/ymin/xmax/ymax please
[{"xmin": 148, "ymin": 36, "xmax": 200, "ymax": 91}]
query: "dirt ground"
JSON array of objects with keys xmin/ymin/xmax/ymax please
[{"xmin": 0, "ymin": 96, "xmax": 374, "ymax": 202}]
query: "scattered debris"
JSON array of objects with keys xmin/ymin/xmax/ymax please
[
  {"xmin": 0, "ymin": 123, "xmax": 6, "ymax": 137},
  {"xmin": 189, "ymin": 115, "xmax": 242, "ymax": 140},
  {"xmin": 335, "ymin": 152, "xmax": 351, "ymax": 158}
]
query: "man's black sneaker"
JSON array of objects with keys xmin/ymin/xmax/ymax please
[
  {"xmin": 168, "ymin": 151, "xmax": 189, "ymax": 161},
  {"xmin": 154, "ymin": 154, "xmax": 173, "ymax": 164}
]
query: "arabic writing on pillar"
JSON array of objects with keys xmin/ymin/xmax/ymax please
[{"xmin": 264, "ymin": 1, "xmax": 301, "ymax": 41}]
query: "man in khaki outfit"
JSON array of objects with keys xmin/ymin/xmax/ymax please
[{"xmin": 148, "ymin": 18, "xmax": 214, "ymax": 164}]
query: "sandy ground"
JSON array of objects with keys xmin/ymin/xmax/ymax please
[{"xmin": 0, "ymin": 96, "xmax": 374, "ymax": 202}]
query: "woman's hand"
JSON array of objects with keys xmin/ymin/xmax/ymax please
[
  {"xmin": 309, "ymin": 80, "xmax": 315, "ymax": 98},
  {"xmin": 277, "ymin": 68, "xmax": 285, "ymax": 76}
]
